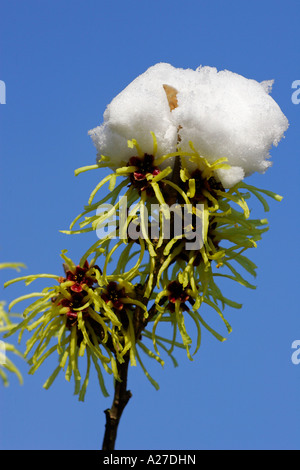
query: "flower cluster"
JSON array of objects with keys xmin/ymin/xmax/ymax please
[
  {"xmin": 4, "ymin": 252, "xmax": 153, "ymax": 397},
  {"xmin": 4, "ymin": 63, "xmax": 288, "ymax": 398},
  {"xmin": 63, "ymin": 133, "xmax": 282, "ymax": 376}
]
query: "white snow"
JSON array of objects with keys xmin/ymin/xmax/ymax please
[{"xmin": 89, "ymin": 63, "xmax": 288, "ymax": 188}]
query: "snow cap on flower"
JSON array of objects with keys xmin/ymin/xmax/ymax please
[
  {"xmin": 89, "ymin": 63, "xmax": 288, "ymax": 187},
  {"xmin": 89, "ymin": 63, "xmax": 180, "ymax": 168}
]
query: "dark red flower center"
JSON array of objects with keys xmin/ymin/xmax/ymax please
[
  {"xmin": 129, "ymin": 154, "xmax": 160, "ymax": 179},
  {"xmin": 101, "ymin": 281, "xmax": 127, "ymax": 311},
  {"xmin": 58, "ymin": 293, "xmax": 88, "ymax": 327},
  {"xmin": 165, "ymin": 281, "xmax": 191, "ymax": 313},
  {"xmin": 64, "ymin": 261, "xmax": 97, "ymax": 293},
  {"xmin": 128, "ymin": 154, "xmax": 161, "ymax": 195},
  {"xmin": 167, "ymin": 281, "xmax": 190, "ymax": 304},
  {"xmin": 189, "ymin": 170, "xmax": 224, "ymax": 203},
  {"xmin": 55, "ymin": 261, "xmax": 101, "ymax": 329}
]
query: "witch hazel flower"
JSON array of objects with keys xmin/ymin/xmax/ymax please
[
  {"xmin": 2, "ymin": 251, "xmax": 124, "ymax": 399},
  {"xmin": 88, "ymin": 62, "xmax": 288, "ymax": 188},
  {"xmin": 3, "ymin": 249, "xmax": 154, "ymax": 397},
  {"xmin": 165, "ymin": 280, "xmax": 191, "ymax": 312},
  {"xmin": 63, "ymin": 63, "xmax": 288, "ymax": 386},
  {"xmin": 63, "ymin": 260, "xmax": 98, "ymax": 293},
  {"xmin": 128, "ymin": 154, "xmax": 161, "ymax": 195},
  {"xmin": 101, "ymin": 281, "xmax": 129, "ymax": 311},
  {"xmin": 101, "ymin": 280, "xmax": 140, "ymax": 331}
]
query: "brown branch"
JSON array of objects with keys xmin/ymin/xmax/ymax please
[{"xmin": 102, "ymin": 353, "xmax": 132, "ymax": 450}]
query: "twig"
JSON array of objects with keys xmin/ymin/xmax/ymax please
[{"xmin": 102, "ymin": 354, "xmax": 132, "ymax": 450}]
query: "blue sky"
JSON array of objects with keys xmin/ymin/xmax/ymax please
[{"xmin": 0, "ymin": 0, "xmax": 299, "ymax": 450}]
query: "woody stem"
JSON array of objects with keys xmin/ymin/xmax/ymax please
[{"xmin": 102, "ymin": 353, "xmax": 132, "ymax": 450}]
